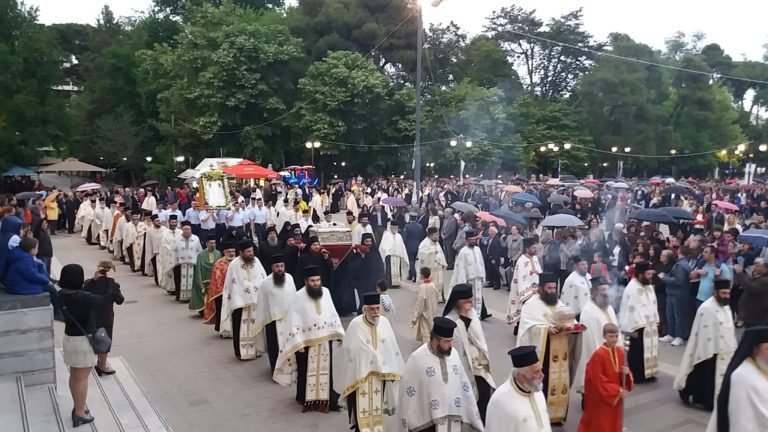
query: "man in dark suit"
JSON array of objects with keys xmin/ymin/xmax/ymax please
[
  {"xmin": 416, "ymin": 206, "xmax": 429, "ymax": 231},
  {"xmin": 441, "ymin": 208, "xmax": 458, "ymax": 270},
  {"xmin": 707, "ymin": 203, "xmax": 725, "ymax": 232},
  {"xmin": 485, "ymin": 226, "xmax": 503, "ymax": 290},
  {"xmin": 369, "ymin": 202, "xmax": 389, "ymax": 245},
  {"xmin": 403, "ymin": 212, "xmax": 425, "ymax": 281}
]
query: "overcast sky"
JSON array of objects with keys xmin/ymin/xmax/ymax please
[{"xmin": 29, "ymin": 0, "xmax": 768, "ymax": 61}]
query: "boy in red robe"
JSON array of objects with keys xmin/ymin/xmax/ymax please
[{"xmin": 579, "ymin": 323, "xmax": 633, "ymax": 432}]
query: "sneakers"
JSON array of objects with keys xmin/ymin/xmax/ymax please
[
  {"xmin": 659, "ymin": 335, "xmax": 674, "ymax": 343},
  {"xmin": 671, "ymin": 337, "xmax": 685, "ymax": 346}
]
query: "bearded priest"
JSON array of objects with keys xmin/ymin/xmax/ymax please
[
  {"xmin": 380, "ymin": 223, "xmax": 409, "ymax": 288},
  {"xmin": 618, "ymin": 261, "xmax": 660, "ymax": 383},
  {"xmin": 253, "ymin": 254, "xmax": 298, "ymax": 373},
  {"xmin": 203, "ymin": 242, "xmax": 237, "ymax": 336},
  {"xmin": 574, "ymin": 277, "xmax": 619, "ymax": 394},
  {"xmin": 338, "ymin": 292, "xmax": 405, "ymax": 432},
  {"xmin": 273, "ymin": 265, "xmax": 345, "ymax": 413},
  {"xmin": 221, "ymin": 239, "xmax": 268, "ymax": 360},
  {"xmin": 517, "ymin": 272, "xmax": 582, "ymax": 425},
  {"xmin": 189, "ymin": 234, "xmax": 221, "ymax": 314}
]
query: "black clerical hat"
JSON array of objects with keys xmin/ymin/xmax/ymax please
[
  {"xmin": 508, "ymin": 346, "xmax": 538, "ymax": 368},
  {"xmin": 221, "ymin": 242, "xmax": 236, "ymax": 251},
  {"xmin": 303, "ymin": 265, "xmax": 322, "ymax": 278},
  {"xmin": 432, "ymin": 317, "xmax": 457, "ymax": 338},
  {"xmin": 307, "ymin": 236, "xmax": 320, "ymax": 247},
  {"xmin": 539, "ymin": 272, "xmax": 558, "ymax": 285},
  {"xmin": 363, "ymin": 292, "xmax": 380, "ymax": 305},
  {"xmin": 442, "ymin": 283, "xmax": 473, "ymax": 316},
  {"xmin": 205, "ymin": 234, "xmax": 217, "ymax": 242},
  {"xmin": 465, "ymin": 228, "xmax": 479, "ymax": 238},
  {"xmin": 150, "ymin": 214, "xmax": 159, "ymax": 220},
  {"xmin": 714, "ymin": 279, "xmax": 731, "ymax": 290},
  {"xmin": 346, "ymin": 210, "xmax": 354, "ymax": 216},
  {"xmin": 180, "ymin": 220, "xmax": 192, "ymax": 227},
  {"xmin": 522, "ymin": 237, "xmax": 536, "ymax": 249},
  {"xmin": 266, "ymin": 226, "xmax": 277, "ymax": 235},
  {"xmin": 271, "ymin": 254, "xmax": 285, "ymax": 265},
  {"xmin": 361, "ymin": 233, "xmax": 374, "ymax": 243},
  {"xmin": 168, "ymin": 214, "xmax": 178, "ymax": 221},
  {"xmin": 634, "ymin": 261, "xmax": 651, "ymax": 274},
  {"xmin": 590, "ymin": 276, "xmax": 608, "ymax": 287},
  {"xmin": 237, "ymin": 239, "xmax": 253, "ymax": 251}
]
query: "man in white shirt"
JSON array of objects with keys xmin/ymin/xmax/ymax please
[
  {"xmin": 251, "ymin": 197, "xmax": 269, "ymax": 240},
  {"xmin": 198, "ymin": 204, "xmax": 217, "ymax": 241},
  {"xmin": 164, "ymin": 202, "xmax": 184, "ymax": 227},
  {"xmin": 185, "ymin": 201, "xmax": 201, "ymax": 237},
  {"xmin": 227, "ymin": 203, "xmax": 247, "ymax": 238}
]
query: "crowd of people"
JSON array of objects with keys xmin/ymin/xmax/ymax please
[{"xmin": 2, "ymin": 174, "xmax": 768, "ymax": 431}]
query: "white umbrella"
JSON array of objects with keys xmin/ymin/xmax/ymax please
[
  {"xmin": 613, "ymin": 182, "xmax": 629, "ymax": 189},
  {"xmin": 574, "ymin": 189, "xmax": 594, "ymax": 198},
  {"xmin": 541, "ymin": 214, "xmax": 584, "ymax": 227},
  {"xmin": 75, "ymin": 183, "xmax": 101, "ymax": 192}
]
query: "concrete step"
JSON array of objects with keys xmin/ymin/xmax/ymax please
[
  {"xmin": 24, "ymin": 384, "xmax": 65, "ymax": 431},
  {"xmin": 0, "ymin": 375, "xmax": 28, "ymax": 432},
  {"xmin": 54, "ymin": 350, "xmax": 171, "ymax": 432}
]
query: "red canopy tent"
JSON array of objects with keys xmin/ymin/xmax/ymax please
[{"xmin": 223, "ymin": 160, "xmax": 281, "ymax": 179}]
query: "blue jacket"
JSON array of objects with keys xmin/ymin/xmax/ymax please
[
  {"xmin": 0, "ymin": 216, "xmax": 23, "ymax": 283},
  {"xmin": 5, "ymin": 247, "xmax": 50, "ymax": 295}
]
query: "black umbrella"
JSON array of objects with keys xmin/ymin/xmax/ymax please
[
  {"xmin": 547, "ymin": 194, "xmax": 570, "ymax": 205},
  {"xmin": 664, "ymin": 185, "xmax": 689, "ymax": 196},
  {"xmin": 658, "ymin": 207, "xmax": 695, "ymax": 221},
  {"xmin": 629, "ymin": 208, "xmax": 677, "ymax": 224},
  {"xmin": 556, "ymin": 208, "xmax": 576, "ymax": 216},
  {"xmin": 140, "ymin": 180, "xmax": 159, "ymax": 188},
  {"xmin": 490, "ymin": 209, "xmax": 527, "ymax": 227}
]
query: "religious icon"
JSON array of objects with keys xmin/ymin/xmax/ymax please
[{"xmin": 200, "ymin": 169, "xmax": 231, "ymax": 210}]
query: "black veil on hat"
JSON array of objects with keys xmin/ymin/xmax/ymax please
[
  {"xmin": 442, "ymin": 283, "xmax": 473, "ymax": 317},
  {"xmin": 715, "ymin": 325, "xmax": 768, "ymax": 432}
]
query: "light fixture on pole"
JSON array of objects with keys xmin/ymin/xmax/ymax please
[
  {"xmin": 305, "ymin": 140, "xmax": 321, "ymax": 167},
  {"xmin": 563, "ymin": 142, "xmax": 572, "ymax": 150},
  {"xmin": 624, "ymin": 147, "xmax": 631, "ymax": 153},
  {"xmin": 760, "ymin": 144, "xmax": 768, "ymax": 152},
  {"xmin": 174, "ymin": 156, "xmax": 185, "ymax": 162},
  {"xmin": 145, "ymin": 156, "xmax": 152, "ymax": 162},
  {"xmin": 611, "ymin": 146, "xmax": 618, "ymax": 153},
  {"xmin": 670, "ymin": 149, "xmax": 677, "ymax": 155}
]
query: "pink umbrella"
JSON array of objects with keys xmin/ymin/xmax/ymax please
[
  {"xmin": 574, "ymin": 189, "xmax": 594, "ymax": 198},
  {"xmin": 582, "ymin": 179, "xmax": 601, "ymax": 184},
  {"xmin": 712, "ymin": 200, "xmax": 739, "ymax": 211},
  {"xmin": 476, "ymin": 211, "xmax": 507, "ymax": 227}
]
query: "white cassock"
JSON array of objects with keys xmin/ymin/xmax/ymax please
[
  {"xmin": 173, "ymin": 235, "xmax": 202, "ymax": 301},
  {"xmin": 112, "ymin": 215, "xmax": 128, "ymax": 259},
  {"xmin": 275, "ymin": 205, "xmax": 290, "ymax": 233},
  {"xmin": 122, "ymin": 221, "xmax": 148, "ymax": 272},
  {"xmin": 559, "ymin": 271, "xmax": 592, "ymax": 316},
  {"xmin": 144, "ymin": 225, "xmax": 167, "ymax": 279},
  {"xmin": 253, "ymin": 273, "xmax": 298, "ymax": 359},
  {"xmin": 517, "ymin": 294, "xmax": 581, "ymax": 424},
  {"xmin": 77, "ymin": 204, "xmax": 99, "ymax": 241},
  {"xmin": 221, "ymin": 256, "xmax": 267, "ymax": 359},
  {"xmin": 445, "ymin": 308, "xmax": 496, "ymax": 396},
  {"xmin": 705, "ymin": 357, "xmax": 768, "ymax": 432},
  {"xmin": 347, "ymin": 194, "xmax": 360, "ymax": 218},
  {"xmin": 485, "ymin": 377, "xmax": 552, "ymax": 432},
  {"xmin": 507, "ymin": 254, "xmax": 541, "ymax": 325},
  {"xmin": 310, "ymin": 194, "xmax": 325, "ymax": 220},
  {"xmin": 352, "ymin": 224, "xmax": 374, "ymax": 245},
  {"xmin": 397, "ymin": 344, "xmax": 484, "ymax": 432},
  {"xmin": 417, "ymin": 237, "xmax": 447, "ymax": 301},
  {"xmin": 158, "ymin": 228, "xmax": 182, "ymax": 293},
  {"xmin": 618, "ymin": 279, "xmax": 660, "ymax": 380},
  {"xmin": 298, "ymin": 218, "xmax": 314, "ymax": 234},
  {"xmin": 674, "ymin": 297, "xmax": 737, "ymax": 399},
  {"xmin": 97, "ymin": 206, "xmax": 113, "ymax": 248},
  {"xmin": 74, "ymin": 201, "xmax": 90, "ymax": 233},
  {"xmin": 573, "ymin": 300, "xmax": 618, "ymax": 393},
  {"xmin": 273, "ymin": 287, "xmax": 345, "ymax": 405},
  {"xmin": 337, "ymin": 315, "xmax": 405, "ymax": 432},
  {"xmin": 449, "ymin": 246, "xmax": 486, "ymax": 316},
  {"xmin": 380, "ymin": 230, "xmax": 409, "ymax": 287}
]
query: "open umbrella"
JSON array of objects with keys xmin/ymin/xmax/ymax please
[
  {"xmin": 741, "ymin": 184, "xmax": 761, "ymax": 191},
  {"xmin": 582, "ymin": 179, "xmax": 601, "ymax": 184},
  {"xmin": 478, "ymin": 179, "xmax": 496, "ymax": 186},
  {"xmin": 664, "ymin": 185, "xmax": 689, "ymax": 196},
  {"xmin": 739, "ymin": 229, "xmax": 768, "ymax": 248},
  {"xmin": 14, "ymin": 191, "xmax": 42, "ymax": 200},
  {"xmin": 451, "ymin": 201, "xmax": 480, "ymax": 213},
  {"xmin": 712, "ymin": 200, "xmax": 739, "ymax": 212},
  {"xmin": 477, "ymin": 211, "xmax": 507, "ymax": 227},
  {"xmin": 629, "ymin": 208, "xmax": 677, "ymax": 224},
  {"xmin": 140, "ymin": 180, "xmax": 159, "ymax": 188},
  {"xmin": 328, "ymin": 179, "xmax": 344, "ymax": 184},
  {"xmin": 382, "ymin": 197, "xmax": 408, "ymax": 207},
  {"xmin": 547, "ymin": 194, "xmax": 570, "ymax": 205},
  {"xmin": 658, "ymin": 207, "xmax": 695, "ymax": 221},
  {"xmin": 612, "ymin": 182, "xmax": 629, "ymax": 189},
  {"xmin": 719, "ymin": 185, "xmax": 739, "ymax": 192},
  {"xmin": 503, "ymin": 185, "xmax": 523, "ymax": 193},
  {"xmin": 573, "ymin": 189, "xmax": 594, "ymax": 199},
  {"xmin": 541, "ymin": 214, "xmax": 584, "ymax": 227},
  {"xmin": 510, "ymin": 193, "xmax": 542, "ymax": 206},
  {"xmin": 490, "ymin": 209, "xmax": 527, "ymax": 226},
  {"xmin": 520, "ymin": 210, "xmax": 544, "ymax": 219},
  {"xmin": 75, "ymin": 183, "xmax": 101, "ymax": 192},
  {"xmin": 545, "ymin": 178, "xmax": 560, "ymax": 186}
]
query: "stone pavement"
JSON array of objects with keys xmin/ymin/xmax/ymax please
[{"xmin": 52, "ymin": 233, "xmax": 710, "ymax": 432}]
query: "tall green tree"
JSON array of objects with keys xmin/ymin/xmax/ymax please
[{"xmin": 0, "ymin": 0, "xmax": 68, "ymax": 169}]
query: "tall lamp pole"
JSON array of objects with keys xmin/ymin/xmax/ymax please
[{"xmin": 305, "ymin": 140, "xmax": 321, "ymax": 167}]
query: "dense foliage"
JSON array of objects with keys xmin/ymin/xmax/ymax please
[{"xmin": 2, "ymin": 0, "xmax": 768, "ymax": 182}]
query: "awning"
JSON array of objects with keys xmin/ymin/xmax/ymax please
[
  {"xmin": 222, "ymin": 160, "xmax": 281, "ymax": 179},
  {"xmin": 2, "ymin": 166, "xmax": 37, "ymax": 176},
  {"xmin": 37, "ymin": 157, "xmax": 106, "ymax": 173}
]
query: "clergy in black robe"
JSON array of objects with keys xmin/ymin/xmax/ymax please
[
  {"xmin": 333, "ymin": 233, "xmax": 385, "ymax": 316},
  {"xmin": 296, "ymin": 236, "xmax": 334, "ymax": 289},
  {"xmin": 257, "ymin": 226, "xmax": 282, "ymax": 274}
]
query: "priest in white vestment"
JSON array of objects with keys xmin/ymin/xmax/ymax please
[
  {"xmin": 121, "ymin": 212, "xmax": 148, "ymax": 273},
  {"xmin": 559, "ymin": 257, "xmax": 592, "ymax": 317},
  {"xmin": 273, "ymin": 265, "xmax": 345, "ymax": 412},
  {"xmin": 573, "ymin": 277, "xmax": 618, "ymax": 394},
  {"xmin": 618, "ymin": 261, "xmax": 660, "ymax": 383},
  {"xmin": 398, "ymin": 317, "xmax": 484, "ymax": 432},
  {"xmin": 449, "ymin": 229, "xmax": 487, "ymax": 318},
  {"xmin": 221, "ymin": 240, "xmax": 267, "ymax": 360},
  {"xmin": 517, "ymin": 272, "xmax": 582, "ymax": 425},
  {"xmin": 353, "ymin": 213, "xmax": 374, "ymax": 245},
  {"xmin": 346, "ymin": 192, "xmax": 360, "ymax": 218},
  {"xmin": 171, "ymin": 221, "xmax": 202, "ymax": 302},
  {"xmin": 77, "ymin": 198, "xmax": 100, "ymax": 245},
  {"xmin": 338, "ymin": 292, "xmax": 405, "ymax": 432},
  {"xmin": 675, "ymin": 280, "xmax": 737, "ymax": 411},
  {"xmin": 417, "ymin": 228, "xmax": 447, "ymax": 301},
  {"xmin": 144, "ymin": 215, "xmax": 166, "ymax": 285},
  {"xmin": 507, "ymin": 237, "xmax": 541, "ymax": 326},
  {"xmin": 706, "ymin": 325, "xmax": 768, "ymax": 432},
  {"xmin": 253, "ymin": 254, "xmax": 297, "ymax": 373},
  {"xmin": 380, "ymin": 223, "xmax": 409, "ymax": 288},
  {"xmin": 158, "ymin": 215, "xmax": 182, "ymax": 293},
  {"xmin": 486, "ymin": 345, "xmax": 552, "ymax": 432},
  {"xmin": 97, "ymin": 199, "xmax": 113, "ymax": 249},
  {"xmin": 442, "ymin": 284, "xmax": 496, "ymax": 424},
  {"xmin": 111, "ymin": 208, "xmax": 130, "ymax": 262}
]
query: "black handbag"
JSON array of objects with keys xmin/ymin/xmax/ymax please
[{"xmin": 62, "ymin": 305, "xmax": 112, "ymax": 354}]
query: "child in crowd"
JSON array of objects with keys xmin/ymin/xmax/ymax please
[
  {"xmin": 590, "ymin": 252, "xmax": 611, "ymax": 284},
  {"xmin": 410, "ymin": 267, "xmax": 439, "ymax": 343},
  {"xmin": 376, "ymin": 279, "xmax": 395, "ymax": 321}
]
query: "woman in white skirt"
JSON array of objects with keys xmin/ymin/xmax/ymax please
[{"xmin": 59, "ymin": 264, "xmax": 103, "ymax": 427}]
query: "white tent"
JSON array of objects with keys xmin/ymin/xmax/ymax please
[
  {"xmin": 192, "ymin": 158, "xmax": 243, "ymax": 176},
  {"xmin": 177, "ymin": 168, "xmax": 199, "ymax": 179}
]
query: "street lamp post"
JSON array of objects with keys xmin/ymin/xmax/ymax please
[{"xmin": 305, "ymin": 140, "xmax": 321, "ymax": 167}]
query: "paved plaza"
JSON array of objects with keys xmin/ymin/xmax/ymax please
[{"xmin": 52, "ymin": 233, "xmax": 711, "ymax": 432}]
